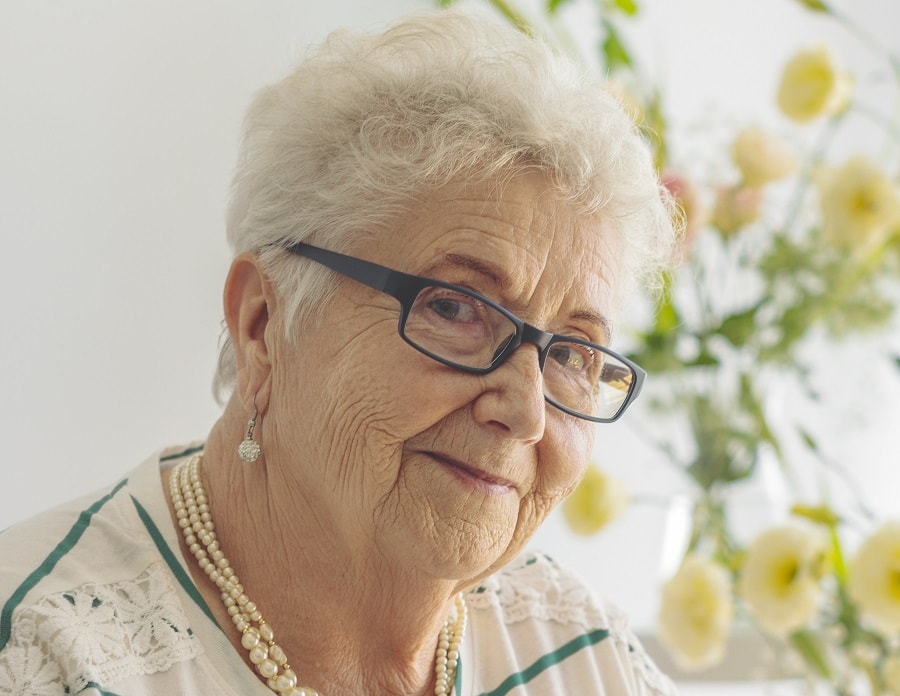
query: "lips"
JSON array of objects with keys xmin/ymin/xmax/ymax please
[{"xmin": 428, "ymin": 452, "xmax": 518, "ymax": 496}]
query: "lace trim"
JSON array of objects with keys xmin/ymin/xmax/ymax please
[
  {"xmin": 467, "ymin": 552, "xmax": 677, "ymax": 695},
  {"xmin": 0, "ymin": 562, "xmax": 201, "ymax": 695}
]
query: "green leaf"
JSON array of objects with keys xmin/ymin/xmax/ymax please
[
  {"xmin": 652, "ymin": 274, "xmax": 680, "ymax": 331},
  {"xmin": 687, "ymin": 350, "xmax": 719, "ymax": 367},
  {"xmin": 716, "ymin": 305, "xmax": 759, "ymax": 347},
  {"xmin": 789, "ymin": 630, "xmax": 832, "ymax": 679},
  {"xmin": 738, "ymin": 373, "xmax": 781, "ymax": 454},
  {"xmin": 791, "ymin": 0, "xmax": 830, "ymax": 12},
  {"xmin": 600, "ymin": 20, "xmax": 632, "ymax": 71},
  {"xmin": 487, "ymin": 0, "xmax": 535, "ymax": 35},
  {"xmin": 828, "ymin": 525, "xmax": 848, "ymax": 585},
  {"xmin": 798, "ymin": 427, "xmax": 819, "ymax": 452},
  {"xmin": 791, "ymin": 503, "xmax": 839, "ymax": 527},
  {"xmin": 546, "ymin": 0, "xmax": 574, "ymax": 13},
  {"xmin": 609, "ymin": 0, "xmax": 639, "ymax": 16}
]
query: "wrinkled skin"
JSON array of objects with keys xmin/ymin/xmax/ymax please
[
  {"xmin": 181, "ymin": 171, "xmax": 622, "ymax": 694},
  {"xmin": 263, "ymin": 172, "xmax": 618, "ymax": 585}
]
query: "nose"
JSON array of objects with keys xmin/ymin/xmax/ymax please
[{"xmin": 471, "ymin": 344, "xmax": 546, "ymax": 443}]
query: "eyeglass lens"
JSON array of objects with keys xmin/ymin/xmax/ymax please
[{"xmin": 403, "ymin": 285, "xmax": 634, "ymax": 420}]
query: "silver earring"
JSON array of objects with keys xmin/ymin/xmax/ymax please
[{"xmin": 237, "ymin": 406, "xmax": 261, "ymax": 463}]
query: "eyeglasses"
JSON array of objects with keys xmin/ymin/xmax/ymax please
[{"xmin": 285, "ymin": 242, "xmax": 646, "ymax": 423}]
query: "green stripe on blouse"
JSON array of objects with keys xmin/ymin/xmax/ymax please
[
  {"xmin": 77, "ymin": 682, "xmax": 123, "ymax": 695},
  {"xmin": 160, "ymin": 444, "xmax": 204, "ymax": 463},
  {"xmin": 477, "ymin": 628, "xmax": 611, "ymax": 696},
  {"xmin": 130, "ymin": 495, "xmax": 218, "ymax": 627},
  {"xmin": 0, "ymin": 478, "xmax": 129, "ymax": 651}
]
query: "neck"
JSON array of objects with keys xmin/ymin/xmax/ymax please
[{"xmin": 169, "ymin": 419, "xmax": 466, "ymax": 696}]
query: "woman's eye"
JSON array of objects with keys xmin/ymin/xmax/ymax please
[
  {"xmin": 548, "ymin": 343, "xmax": 594, "ymax": 372},
  {"xmin": 427, "ymin": 295, "xmax": 479, "ymax": 323}
]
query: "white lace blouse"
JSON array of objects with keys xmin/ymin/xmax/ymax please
[{"xmin": 0, "ymin": 446, "xmax": 677, "ymax": 695}]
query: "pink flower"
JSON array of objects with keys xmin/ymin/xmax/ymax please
[{"xmin": 661, "ymin": 171, "xmax": 705, "ymax": 259}]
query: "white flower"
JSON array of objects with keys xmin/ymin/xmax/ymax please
[
  {"xmin": 562, "ymin": 464, "xmax": 629, "ymax": 535},
  {"xmin": 848, "ymin": 521, "xmax": 900, "ymax": 633},
  {"xmin": 737, "ymin": 524, "xmax": 829, "ymax": 637},
  {"xmin": 658, "ymin": 554, "xmax": 734, "ymax": 671},
  {"xmin": 817, "ymin": 156, "xmax": 900, "ymax": 253}
]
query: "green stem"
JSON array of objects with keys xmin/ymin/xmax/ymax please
[
  {"xmin": 827, "ymin": 7, "xmax": 900, "ymax": 87},
  {"xmin": 779, "ymin": 114, "xmax": 844, "ymax": 239},
  {"xmin": 485, "ymin": 0, "xmax": 535, "ymax": 35},
  {"xmin": 850, "ymin": 101, "xmax": 900, "ymax": 146}
]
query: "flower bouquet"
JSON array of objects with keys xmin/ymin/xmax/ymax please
[{"xmin": 442, "ymin": 0, "xmax": 900, "ymax": 692}]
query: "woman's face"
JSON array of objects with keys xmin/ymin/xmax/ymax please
[{"xmin": 266, "ymin": 171, "xmax": 620, "ymax": 584}]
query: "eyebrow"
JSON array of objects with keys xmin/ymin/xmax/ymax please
[
  {"xmin": 572, "ymin": 309, "xmax": 613, "ymax": 345},
  {"xmin": 424, "ymin": 253, "xmax": 510, "ymax": 288},
  {"xmin": 422, "ymin": 253, "xmax": 614, "ymax": 344}
]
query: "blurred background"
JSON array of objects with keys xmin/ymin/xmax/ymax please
[{"xmin": 2, "ymin": 1, "xmax": 898, "ymax": 693}]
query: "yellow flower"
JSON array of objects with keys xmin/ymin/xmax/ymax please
[
  {"xmin": 711, "ymin": 185, "xmax": 762, "ymax": 236},
  {"xmin": 731, "ymin": 127, "xmax": 796, "ymax": 187},
  {"xmin": 777, "ymin": 45, "xmax": 852, "ymax": 123},
  {"xmin": 848, "ymin": 521, "xmax": 900, "ymax": 633},
  {"xmin": 884, "ymin": 653, "xmax": 900, "ymax": 696},
  {"xmin": 737, "ymin": 525, "xmax": 829, "ymax": 637},
  {"xmin": 658, "ymin": 554, "xmax": 734, "ymax": 671},
  {"xmin": 817, "ymin": 156, "xmax": 900, "ymax": 252},
  {"xmin": 562, "ymin": 464, "xmax": 629, "ymax": 535}
]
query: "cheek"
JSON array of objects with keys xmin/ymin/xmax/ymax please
[
  {"xmin": 537, "ymin": 419, "xmax": 594, "ymax": 499},
  {"xmin": 296, "ymin": 326, "xmax": 474, "ymax": 468}
]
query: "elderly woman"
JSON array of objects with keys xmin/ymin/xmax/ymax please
[{"xmin": 0, "ymin": 8, "xmax": 678, "ymax": 696}]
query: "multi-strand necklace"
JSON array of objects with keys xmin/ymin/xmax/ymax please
[{"xmin": 169, "ymin": 454, "xmax": 467, "ymax": 696}]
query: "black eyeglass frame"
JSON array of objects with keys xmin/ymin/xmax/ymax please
[{"xmin": 285, "ymin": 241, "xmax": 646, "ymax": 422}]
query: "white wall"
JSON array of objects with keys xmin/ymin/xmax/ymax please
[
  {"xmin": 2, "ymin": 0, "xmax": 898, "ymax": 659},
  {"xmin": 0, "ymin": 0, "xmax": 421, "ymax": 525}
]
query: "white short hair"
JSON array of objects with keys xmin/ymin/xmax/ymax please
[{"xmin": 213, "ymin": 7, "xmax": 677, "ymax": 401}]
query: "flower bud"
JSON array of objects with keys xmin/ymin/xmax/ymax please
[
  {"xmin": 732, "ymin": 127, "xmax": 795, "ymax": 187},
  {"xmin": 777, "ymin": 46, "xmax": 852, "ymax": 123},
  {"xmin": 711, "ymin": 185, "xmax": 762, "ymax": 236}
]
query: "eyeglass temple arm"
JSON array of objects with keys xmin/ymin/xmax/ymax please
[{"xmin": 287, "ymin": 242, "xmax": 396, "ymax": 293}]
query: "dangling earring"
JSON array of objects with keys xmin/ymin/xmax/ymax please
[{"xmin": 237, "ymin": 401, "xmax": 262, "ymax": 463}]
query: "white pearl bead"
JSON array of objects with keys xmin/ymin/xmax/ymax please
[
  {"xmin": 269, "ymin": 643, "xmax": 287, "ymax": 665},
  {"xmin": 274, "ymin": 670, "xmax": 297, "ymax": 690},
  {"xmin": 241, "ymin": 631, "xmax": 260, "ymax": 650},
  {"xmin": 258, "ymin": 658, "xmax": 278, "ymax": 678},
  {"xmin": 249, "ymin": 644, "xmax": 269, "ymax": 664}
]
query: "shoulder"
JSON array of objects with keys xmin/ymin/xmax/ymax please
[
  {"xmin": 0, "ymin": 446, "xmax": 208, "ymax": 695},
  {"xmin": 465, "ymin": 551, "xmax": 678, "ymax": 695}
]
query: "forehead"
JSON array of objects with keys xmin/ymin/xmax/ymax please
[{"xmin": 362, "ymin": 172, "xmax": 620, "ymax": 332}]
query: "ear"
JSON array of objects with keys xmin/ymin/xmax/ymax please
[{"xmin": 223, "ymin": 252, "xmax": 277, "ymax": 413}]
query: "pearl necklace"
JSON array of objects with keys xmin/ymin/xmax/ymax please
[{"xmin": 169, "ymin": 454, "xmax": 467, "ymax": 696}]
